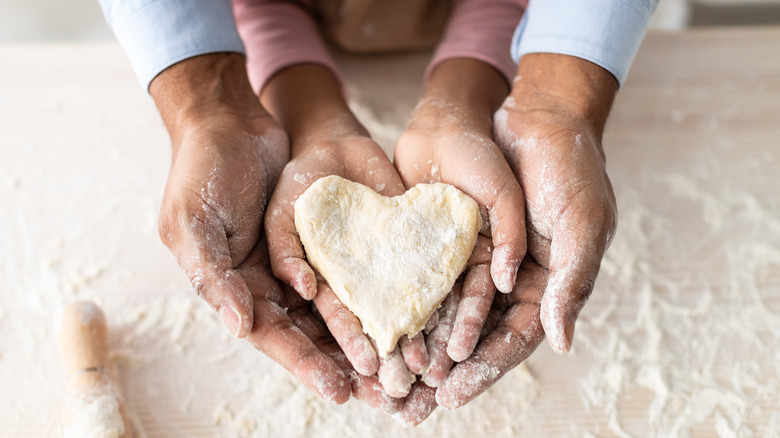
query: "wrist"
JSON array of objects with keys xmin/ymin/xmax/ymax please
[
  {"xmin": 261, "ymin": 64, "xmax": 366, "ymax": 144},
  {"xmin": 150, "ymin": 53, "xmax": 268, "ymax": 141},
  {"xmin": 511, "ymin": 53, "xmax": 618, "ymax": 137},
  {"xmin": 418, "ymin": 58, "xmax": 509, "ymax": 134}
]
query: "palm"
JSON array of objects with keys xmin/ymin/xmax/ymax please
[
  {"xmin": 158, "ymin": 119, "xmax": 288, "ymax": 338},
  {"xmin": 265, "ymin": 134, "xmax": 426, "ymax": 397},
  {"xmin": 435, "ymin": 103, "xmax": 618, "ymax": 409}
]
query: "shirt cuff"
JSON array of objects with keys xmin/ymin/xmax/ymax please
[
  {"xmin": 511, "ymin": 0, "xmax": 658, "ymax": 86},
  {"xmin": 99, "ymin": 0, "xmax": 246, "ymax": 91}
]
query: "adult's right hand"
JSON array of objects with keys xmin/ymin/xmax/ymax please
[{"xmin": 151, "ymin": 53, "xmax": 289, "ymax": 339}]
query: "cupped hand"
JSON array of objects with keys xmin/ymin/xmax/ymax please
[
  {"xmin": 493, "ymin": 53, "xmax": 619, "ymax": 356},
  {"xmin": 394, "ymin": 59, "xmax": 524, "ymax": 376},
  {"xmin": 436, "ymin": 53, "xmax": 619, "ymax": 408},
  {"xmin": 237, "ymin": 237, "xmax": 355, "ymax": 404},
  {"xmin": 151, "ymin": 53, "xmax": 289, "ymax": 339},
  {"xmin": 261, "ymin": 64, "xmax": 423, "ymax": 394},
  {"xmin": 157, "ymin": 116, "xmax": 288, "ymax": 338}
]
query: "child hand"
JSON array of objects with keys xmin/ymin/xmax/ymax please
[
  {"xmin": 261, "ymin": 65, "xmax": 422, "ymax": 395},
  {"xmin": 394, "ymin": 59, "xmax": 526, "ymax": 371}
]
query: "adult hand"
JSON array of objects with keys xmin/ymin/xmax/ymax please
[
  {"xmin": 436, "ymin": 53, "xmax": 619, "ymax": 408},
  {"xmin": 152, "ymin": 53, "xmax": 288, "ymax": 339},
  {"xmin": 394, "ymin": 59, "xmax": 524, "ymax": 376},
  {"xmin": 261, "ymin": 65, "xmax": 422, "ymax": 394}
]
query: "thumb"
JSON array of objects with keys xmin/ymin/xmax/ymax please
[
  {"xmin": 486, "ymin": 176, "xmax": 527, "ymax": 293},
  {"xmin": 159, "ymin": 210, "xmax": 254, "ymax": 338},
  {"xmin": 540, "ymin": 206, "xmax": 615, "ymax": 354}
]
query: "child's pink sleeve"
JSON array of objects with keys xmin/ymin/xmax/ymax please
[
  {"xmin": 232, "ymin": 0, "xmax": 340, "ymax": 94},
  {"xmin": 426, "ymin": 0, "xmax": 528, "ymax": 84}
]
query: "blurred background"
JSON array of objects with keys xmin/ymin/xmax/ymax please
[{"xmin": 2, "ymin": 0, "xmax": 780, "ymax": 43}]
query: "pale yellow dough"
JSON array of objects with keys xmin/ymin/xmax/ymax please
[{"xmin": 294, "ymin": 175, "xmax": 481, "ymax": 356}]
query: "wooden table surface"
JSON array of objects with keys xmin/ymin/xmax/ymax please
[{"xmin": 1, "ymin": 28, "xmax": 779, "ymax": 437}]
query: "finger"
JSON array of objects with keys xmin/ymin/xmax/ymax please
[
  {"xmin": 264, "ymin": 166, "xmax": 318, "ymax": 300},
  {"xmin": 289, "ymin": 309, "xmax": 402, "ymax": 415},
  {"xmin": 245, "ymin": 298, "xmax": 351, "ymax": 404},
  {"xmin": 313, "ymin": 284, "xmax": 378, "ymax": 376},
  {"xmin": 438, "ymin": 139, "xmax": 526, "ymax": 295},
  {"xmin": 159, "ymin": 210, "xmax": 253, "ymax": 338},
  {"xmin": 424, "ymin": 311, "xmax": 439, "ymax": 334},
  {"xmin": 399, "ymin": 333, "xmax": 429, "ymax": 375},
  {"xmin": 391, "ymin": 382, "xmax": 437, "ymax": 427},
  {"xmin": 436, "ymin": 303, "xmax": 543, "ymax": 409},
  {"xmin": 541, "ymin": 203, "xmax": 616, "ymax": 354},
  {"xmin": 436, "ymin": 262, "xmax": 547, "ymax": 409},
  {"xmin": 336, "ymin": 351, "xmax": 404, "ymax": 415},
  {"xmin": 421, "ymin": 287, "xmax": 460, "ymax": 387},
  {"xmin": 376, "ymin": 343, "xmax": 415, "ymax": 398},
  {"xmin": 486, "ymin": 176, "xmax": 527, "ymax": 293},
  {"xmin": 447, "ymin": 263, "xmax": 495, "ymax": 362},
  {"xmin": 347, "ymin": 147, "xmax": 406, "ymax": 197}
]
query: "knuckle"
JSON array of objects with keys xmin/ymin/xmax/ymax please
[
  {"xmin": 459, "ymin": 315, "xmax": 485, "ymax": 335},
  {"xmin": 157, "ymin": 208, "xmax": 178, "ymax": 248},
  {"xmin": 334, "ymin": 305, "xmax": 359, "ymax": 326},
  {"xmin": 267, "ymin": 317, "xmax": 297, "ymax": 339},
  {"xmin": 188, "ymin": 273, "xmax": 207, "ymax": 299},
  {"xmin": 577, "ymin": 278, "xmax": 596, "ymax": 305},
  {"xmin": 292, "ymin": 344, "xmax": 321, "ymax": 376},
  {"xmin": 397, "ymin": 129, "xmax": 428, "ymax": 150}
]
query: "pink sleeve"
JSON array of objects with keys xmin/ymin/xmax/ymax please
[
  {"xmin": 426, "ymin": 0, "xmax": 528, "ymax": 84},
  {"xmin": 232, "ymin": 0, "xmax": 341, "ymax": 94}
]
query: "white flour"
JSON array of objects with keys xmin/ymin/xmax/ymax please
[
  {"xmin": 573, "ymin": 140, "xmax": 780, "ymax": 437},
  {"xmin": 65, "ymin": 394, "xmax": 126, "ymax": 438}
]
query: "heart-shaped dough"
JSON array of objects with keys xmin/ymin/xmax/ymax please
[{"xmin": 294, "ymin": 175, "xmax": 481, "ymax": 356}]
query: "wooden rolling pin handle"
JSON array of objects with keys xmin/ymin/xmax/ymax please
[
  {"xmin": 60, "ymin": 301, "xmax": 132, "ymax": 438},
  {"xmin": 61, "ymin": 301, "xmax": 109, "ymax": 375}
]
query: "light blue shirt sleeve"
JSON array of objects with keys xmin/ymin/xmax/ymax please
[
  {"xmin": 511, "ymin": 0, "xmax": 659, "ymax": 86},
  {"xmin": 98, "ymin": 0, "xmax": 246, "ymax": 91}
]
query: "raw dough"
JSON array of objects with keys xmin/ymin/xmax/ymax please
[{"xmin": 294, "ymin": 175, "xmax": 481, "ymax": 356}]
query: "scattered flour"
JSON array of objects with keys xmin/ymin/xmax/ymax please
[
  {"xmin": 65, "ymin": 394, "xmax": 125, "ymax": 438},
  {"xmin": 575, "ymin": 142, "xmax": 780, "ymax": 437}
]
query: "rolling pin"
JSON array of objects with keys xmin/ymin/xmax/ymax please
[{"xmin": 60, "ymin": 301, "xmax": 131, "ymax": 438}]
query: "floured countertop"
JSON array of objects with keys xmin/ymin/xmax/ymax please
[{"xmin": 1, "ymin": 28, "xmax": 779, "ymax": 437}]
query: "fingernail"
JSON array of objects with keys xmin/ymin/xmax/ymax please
[
  {"xmin": 391, "ymin": 413, "xmax": 415, "ymax": 428},
  {"xmin": 564, "ymin": 318, "xmax": 576, "ymax": 352},
  {"xmin": 502, "ymin": 261, "xmax": 519, "ymax": 293},
  {"xmin": 356, "ymin": 339, "xmax": 379, "ymax": 376},
  {"xmin": 434, "ymin": 390, "xmax": 456, "ymax": 410},
  {"xmin": 447, "ymin": 344, "xmax": 470, "ymax": 363},
  {"xmin": 293, "ymin": 270, "xmax": 316, "ymax": 300},
  {"xmin": 421, "ymin": 372, "xmax": 442, "ymax": 388},
  {"xmin": 548, "ymin": 320, "xmax": 573, "ymax": 355},
  {"xmin": 220, "ymin": 305, "xmax": 241, "ymax": 337},
  {"xmin": 492, "ymin": 258, "xmax": 518, "ymax": 293}
]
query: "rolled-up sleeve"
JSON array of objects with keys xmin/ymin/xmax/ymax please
[
  {"xmin": 98, "ymin": 0, "xmax": 246, "ymax": 91},
  {"xmin": 427, "ymin": 0, "xmax": 527, "ymax": 85},
  {"xmin": 233, "ymin": 0, "xmax": 339, "ymax": 95},
  {"xmin": 511, "ymin": 0, "xmax": 659, "ymax": 86}
]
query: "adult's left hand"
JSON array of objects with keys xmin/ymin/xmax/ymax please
[{"xmin": 437, "ymin": 53, "xmax": 619, "ymax": 408}]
